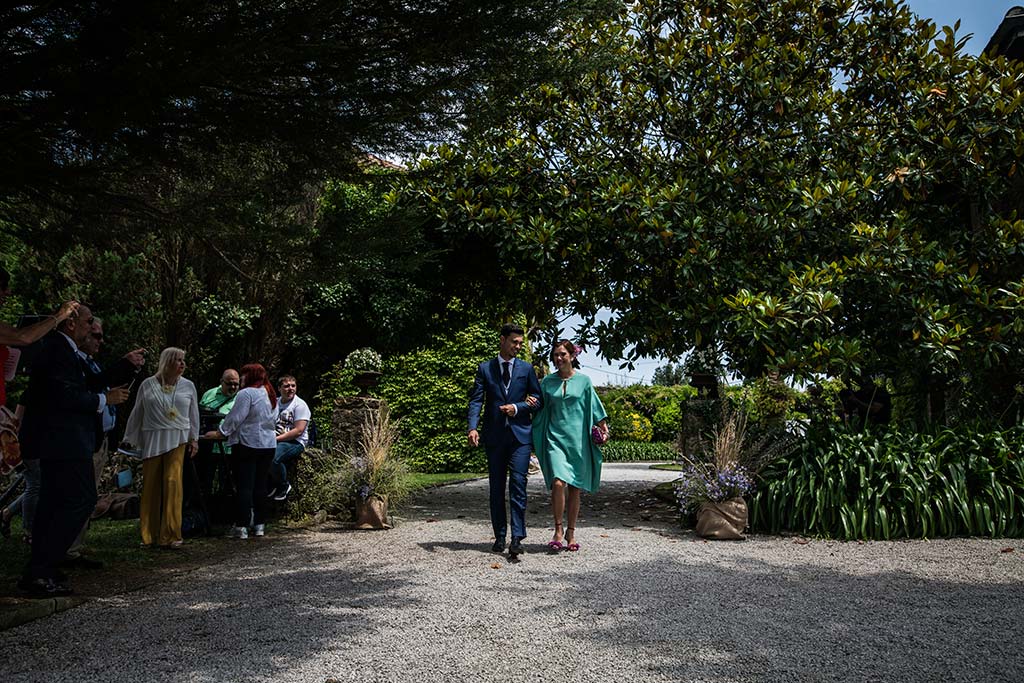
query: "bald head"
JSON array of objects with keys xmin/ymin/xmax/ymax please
[
  {"xmin": 221, "ymin": 369, "xmax": 240, "ymax": 396},
  {"xmin": 59, "ymin": 304, "xmax": 94, "ymax": 347}
]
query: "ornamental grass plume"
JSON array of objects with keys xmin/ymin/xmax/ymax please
[
  {"xmin": 336, "ymin": 405, "xmax": 410, "ymax": 507},
  {"xmin": 675, "ymin": 402, "xmax": 794, "ymax": 512}
]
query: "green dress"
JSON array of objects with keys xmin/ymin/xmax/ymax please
[{"xmin": 533, "ymin": 371, "xmax": 608, "ymax": 493}]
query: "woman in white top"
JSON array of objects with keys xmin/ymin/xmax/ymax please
[
  {"xmin": 123, "ymin": 347, "xmax": 199, "ymax": 548},
  {"xmin": 205, "ymin": 362, "xmax": 277, "ymax": 539}
]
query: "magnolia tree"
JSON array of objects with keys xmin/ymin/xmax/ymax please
[{"xmin": 402, "ymin": 0, "xmax": 1024, "ymax": 418}]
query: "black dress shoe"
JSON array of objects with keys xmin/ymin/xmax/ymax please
[
  {"xmin": 509, "ymin": 538, "xmax": 525, "ymax": 555},
  {"xmin": 17, "ymin": 577, "xmax": 73, "ymax": 598},
  {"xmin": 491, "ymin": 539, "xmax": 506, "ymax": 553}
]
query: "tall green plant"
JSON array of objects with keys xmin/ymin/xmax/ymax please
[{"xmin": 750, "ymin": 426, "xmax": 1024, "ymax": 539}]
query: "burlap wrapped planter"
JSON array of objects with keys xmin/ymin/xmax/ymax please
[
  {"xmin": 354, "ymin": 494, "xmax": 390, "ymax": 529},
  {"xmin": 695, "ymin": 497, "xmax": 748, "ymax": 540}
]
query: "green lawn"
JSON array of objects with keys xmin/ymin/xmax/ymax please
[
  {"xmin": 0, "ymin": 516, "xmax": 219, "ymax": 582},
  {"xmin": 405, "ymin": 472, "xmax": 486, "ymax": 491},
  {"xmin": 650, "ymin": 463, "xmax": 682, "ymax": 471}
]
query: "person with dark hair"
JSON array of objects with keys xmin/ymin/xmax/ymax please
[
  {"xmin": 17, "ymin": 304, "xmax": 129, "ymax": 596},
  {"xmin": 122, "ymin": 347, "xmax": 200, "ymax": 548},
  {"xmin": 467, "ymin": 323, "xmax": 542, "ymax": 557},
  {"xmin": 205, "ymin": 363, "xmax": 277, "ymax": 539},
  {"xmin": 527, "ymin": 340, "xmax": 608, "ymax": 552},
  {"xmin": 268, "ymin": 375, "xmax": 310, "ymax": 501}
]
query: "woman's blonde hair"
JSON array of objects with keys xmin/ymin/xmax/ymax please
[{"xmin": 156, "ymin": 347, "xmax": 185, "ymax": 382}]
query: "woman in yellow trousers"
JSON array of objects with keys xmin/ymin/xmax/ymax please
[{"xmin": 124, "ymin": 347, "xmax": 199, "ymax": 548}]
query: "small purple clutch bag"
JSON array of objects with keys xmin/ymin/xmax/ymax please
[{"xmin": 591, "ymin": 426, "xmax": 609, "ymax": 446}]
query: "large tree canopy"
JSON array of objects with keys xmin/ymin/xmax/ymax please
[
  {"xmin": 404, "ymin": 0, "xmax": 1024, "ymax": 409},
  {"xmin": 0, "ymin": 0, "xmax": 611, "ymax": 234}
]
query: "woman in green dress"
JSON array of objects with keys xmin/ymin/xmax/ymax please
[{"xmin": 528, "ymin": 340, "xmax": 609, "ymax": 552}]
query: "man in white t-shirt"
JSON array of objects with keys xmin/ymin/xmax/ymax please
[{"xmin": 268, "ymin": 375, "xmax": 310, "ymax": 501}]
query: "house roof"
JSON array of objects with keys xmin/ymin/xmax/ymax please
[{"xmin": 984, "ymin": 6, "xmax": 1024, "ymax": 61}]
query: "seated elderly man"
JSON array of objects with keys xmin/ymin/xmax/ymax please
[
  {"xmin": 268, "ymin": 375, "xmax": 310, "ymax": 501},
  {"xmin": 195, "ymin": 369, "xmax": 240, "ymax": 498}
]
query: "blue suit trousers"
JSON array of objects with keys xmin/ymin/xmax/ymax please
[{"xmin": 486, "ymin": 427, "xmax": 531, "ymax": 542}]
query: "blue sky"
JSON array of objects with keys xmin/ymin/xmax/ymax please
[
  {"xmin": 905, "ymin": 0, "xmax": 1010, "ymax": 54},
  {"xmin": 575, "ymin": 0, "xmax": 1015, "ymax": 385}
]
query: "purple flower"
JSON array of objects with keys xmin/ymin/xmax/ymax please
[{"xmin": 673, "ymin": 462, "xmax": 754, "ymax": 512}]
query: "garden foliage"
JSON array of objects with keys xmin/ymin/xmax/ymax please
[
  {"xmin": 599, "ymin": 384, "xmax": 695, "ymax": 441},
  {"xmin": 315, "ymin": 306, "xmax": 532, "ymax": 472},
  {"xmin": 600, "ymin": 440, "xmax": 678, "ymax": 462},
  {"xmin": 404, "ymin": 0, "xmax": 1024, "ymax": 418},
  {"xmin": 750, "ymin": 426, "xmax": 1024, "ymax": 539}
]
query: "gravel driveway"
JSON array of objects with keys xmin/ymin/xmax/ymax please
[{"xmin": 1, "ymin": 462, "xmax": 1022, "ymax": 682}]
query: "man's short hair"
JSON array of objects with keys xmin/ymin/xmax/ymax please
[
  {"xmin": 278, "ymin": 374, "xmax": 297, "ymax": 386},
  {"xmin": 500, "ymin": 324, "xmax": 524, "ymax": 338}
]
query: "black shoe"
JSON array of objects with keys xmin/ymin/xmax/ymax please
[
  {"xmin": 509, "ymin": 537, "xmax": 525, "ymax": 555},
  {"xmin": 61, "ymin": 555, "xmax": 104, "ymax": 570},
  {"xmin": 491, "ymin": 539, "xmax": 506, "ymax": 553},
  {"xmin": 17, "ymin": 577, "xmax": 73, "ymax": 598}
]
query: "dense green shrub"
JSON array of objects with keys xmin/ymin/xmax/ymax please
[
  {"xmin": 743, "ymin": 376, "xmax": 800, "ymax": 424},
  {"xmin": 599, "ymin": 384, "xmax": 695, "ymax": 416},
  {"xmin": 750, "ymin": 426, "xmax": 1024, "ymax": 540},
  {"xmin": 605, "ymin": 406, "xmax": 653, "ymax": 442},
  {"xmin": 651, "ymin": 400, "xmax": 683, "ymax": 441},
  {"xmin": 600, "ymin": 440, "xmax": 678, "ymax": 462},
  {"xmin": 286, "ymin": 447, "xmax": 347, "ymax": 521},
  {"xmin": 600, "ymin": 384, "xmax": 693, "ymax": 442},
  {"xmin": 314, "ymin": 305, "xmax": 535, "ymax": 472}
]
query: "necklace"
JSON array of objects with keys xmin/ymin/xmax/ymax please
[{"xmin": 159, "ymin": 377, "xmax": 180, "ymax": 419}]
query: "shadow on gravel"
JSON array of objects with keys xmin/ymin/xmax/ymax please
[
  {"xmin": 539, "ymin": 555, "xmax": 1024, "ymax": 682},
  {"xmin": 0, "ymin": 535, "xmax": 423, "ymax": 683}
]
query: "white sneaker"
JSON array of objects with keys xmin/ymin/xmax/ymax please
[
  {"xmin": 254, "ymin": 524, "xmax": 265, "ymax": 537},
  {"xmin": 228, "ymin": 526, "xmax": 249, "ymax": 539}
]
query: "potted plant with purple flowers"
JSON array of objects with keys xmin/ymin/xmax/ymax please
[{"xmin": 675, "ymin": 404, "xmax": 792, "ymax": 539}]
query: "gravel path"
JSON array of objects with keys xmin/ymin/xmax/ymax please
[{"xmin": 1, "ymin": 462, "xmax": 1023, "ymax": 682}]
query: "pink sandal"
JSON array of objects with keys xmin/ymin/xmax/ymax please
[
  {"xmin": 566, "ymin": 527, "xmax": 580, "ymax": 552},
  {"xmin": 547, "ymin": 523, "xmax": 565, "ymax": 551}
]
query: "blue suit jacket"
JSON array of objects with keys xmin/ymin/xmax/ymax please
[{"xmin": 468, "ymin": 357, "xmax": 542, "ymax": 447}]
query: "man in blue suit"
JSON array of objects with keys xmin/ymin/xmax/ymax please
[
  {"xmin": 17, "ymin": 304, "xmax": 129, "ymax": 596},
  {"xmin": 468, "ymin": 324, "xmax": 542, "ymax": 557}
]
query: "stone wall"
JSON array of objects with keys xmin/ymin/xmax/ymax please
[{"xmin": 331, "ymin": 396, "xmax": 385, "ymax": 456}]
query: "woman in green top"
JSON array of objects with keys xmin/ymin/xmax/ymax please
[{"xmin": 529, "ymin": 339, "xmax": 609, "ymax": 552}]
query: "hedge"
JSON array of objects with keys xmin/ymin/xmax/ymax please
[{"xmin": 600, "ymin": 440, "xmax": 678, "ymax": 462}]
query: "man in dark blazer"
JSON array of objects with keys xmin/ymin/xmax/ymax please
[
  {"xmin": 467, "ymin": 324, "xmax": 542, "ymax": 557},
  {"xmin": 17, "ymin": 304, "xmax": 128, "ymax": 596}
]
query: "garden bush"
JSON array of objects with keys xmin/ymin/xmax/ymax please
[
  {"xmin": 600, "ymin": 384, "xmax": 693, "ymax": 442},
  {"xmin": 750, "ymin": 425, "xmax": 1024, "ymax": 540},
  {"xmin": 286, "ymin": 447, "xmax": 347, "ymax": 522},
  {"xmin": 600, "ymin": 440, "xmax": 678, "ymax": 462},
  {"xmin": 314, "ymin": 305, "xmax": 535, "ymax": 472}
]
